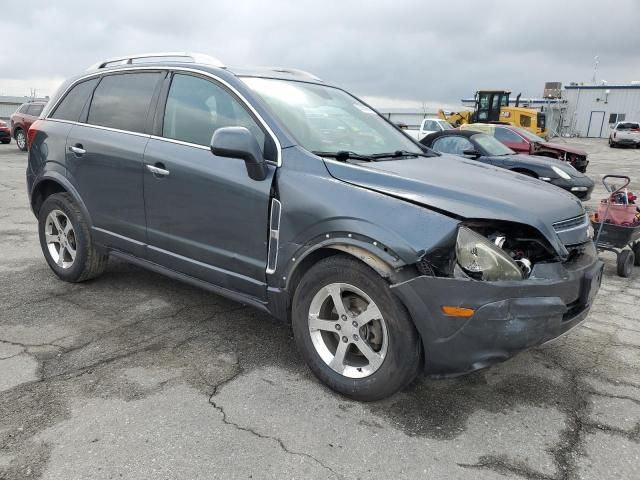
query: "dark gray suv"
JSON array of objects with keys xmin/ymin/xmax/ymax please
[{"xmin": 27, "ymin": 53, "xmax": 603, "ymax": 400}]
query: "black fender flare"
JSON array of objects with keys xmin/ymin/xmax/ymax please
[
  {"xmin": 30, "ymin": 171, "xmax": 93, "ymax": 228},
  {"xmin": 282, "ymin": 233, "xmax": 411, "ymax": 292}
]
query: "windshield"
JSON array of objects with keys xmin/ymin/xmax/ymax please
[
  {"xmin": 617, "ymin": 122, "xmax": 640, "ymax": 130},
  {"xmin": 472, "ymin": 133, "xmax": 515, "ymax": 156},
  {"xmin": 241, "ymin": 77, "xmax": 422, "ymax": 156},
  {"xmin": 514, "ymin": 126, "xmax": 544, "ymax": 143}
]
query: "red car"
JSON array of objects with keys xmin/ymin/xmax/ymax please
[
  {"xmin": 0, "ymin": 120, "xmax": 11, "ymax": 144},
  {"xmin": 10, "ymin": 102, "xmax": 46, "ymax": 151},
  {"xmin": 461, "ymin": 123, "xmax": 589, "ymax": 173}
]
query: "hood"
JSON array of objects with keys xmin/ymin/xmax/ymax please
[
  {"xmin": 324, "ymin": 154, "xmax": 586, "ymax": 255},
  {"xmin": 541, "ymin": 142, "xmax": 587, "ymax": 156}
]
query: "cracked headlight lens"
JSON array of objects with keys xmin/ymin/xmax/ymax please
[
  {"xmin": 551, "ymin": 165, "xmax": 571, "ymax": 180},
  {"xmin": 455, "ymin": 226, "xmax": 523, "ymax": 281}
]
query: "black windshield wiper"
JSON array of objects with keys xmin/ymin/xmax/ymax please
[
  {"xmin": 370, "ymin": 150, "xmax": 436, "ymax": 159},
  {"xmin": 312, "ymin": 150, "xmax": 376, "ymax": 162}
]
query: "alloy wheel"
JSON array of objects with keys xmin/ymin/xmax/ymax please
[
  {"xmin": 308, "ymin": 282, "xmax": 388, "ymax": 378},
  {"xmin": 16, "ymin": 131, "xmax": 26, "ymax": 150},
  {"xmin": 45, "ymin": 209, "xmax": 77, "ymax": 269}
]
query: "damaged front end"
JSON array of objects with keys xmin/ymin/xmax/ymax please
[{"xmin": 392, "ymin": 220, "xmax": 603, "ymax": 376}]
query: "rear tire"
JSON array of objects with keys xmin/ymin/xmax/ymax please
[
  {"xmin": 38, "ymin": 192, "xmax": 108, "ymax": 282},
  {"xmin": 292, "ymin": 255, "xmax": 422, "ymax": 401},
  {"xmin": 617, "ymin": 250, "xmax": 634, "ymax": 277},
  {"xmin": 15, "ymin": 129, "xmax": 26, "ymax": 151}
]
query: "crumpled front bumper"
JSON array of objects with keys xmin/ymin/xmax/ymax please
[{"xmin": 391, "ymin": 244, "xmax": 603, "ymax": 376}]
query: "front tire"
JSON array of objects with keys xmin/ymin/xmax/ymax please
[
  {"xmin": 292, "ymin": 255, "xmax": 422, "ymax": 401},
  {"xmin": 15, "ymin": 129, "xmax": 26, "ymax": 151},
  {"xmin": 38, "ymin": 193, "xmax": 108, "ymax": 282}
]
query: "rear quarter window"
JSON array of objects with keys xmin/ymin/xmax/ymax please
[
  {"xmin": 88, "ymin": 72, "xmax": 162, "ymax": 134},
  {"xmin": 51, "ymin": 78, "xmax": 100, "ymax": 122}
]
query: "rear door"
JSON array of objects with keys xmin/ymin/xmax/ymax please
[
  {"xmin": 65, "ymin": 71, "xmax": 164, "ymax": 256},
  {"xmin": 142, "ymin": 72, "xmax": 277, "ymax": 299}
]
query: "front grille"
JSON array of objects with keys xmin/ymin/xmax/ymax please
[{"xmin": 553, "ymin": 214, "xmax": 588, "ymax": 233}]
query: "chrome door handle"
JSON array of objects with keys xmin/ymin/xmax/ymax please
[
  {"xmin": 69, "ymin": 146, "xmax": 86, "ymax": 155},
  {"xmin": 146, "ymin": 164, "xmax": 170, "ymax": 176}
]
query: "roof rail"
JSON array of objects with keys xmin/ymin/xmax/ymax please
[
  {"xmin": 270, "ymin": 67, "xmax": 322, "ymax": 81},
  {"xmin": 88, "ymin": 52, "xmax": 225, "ymax": 70}
]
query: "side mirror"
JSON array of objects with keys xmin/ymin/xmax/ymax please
[
  {"xmin": 210, "ymin": 127, "xmax": 268, "ymax": 181},
  {"xmin": 462, "ymin": 148, "xmax": 481, "ymax": 158}
]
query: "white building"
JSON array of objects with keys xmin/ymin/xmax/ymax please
[{"xmin": 563, "ymin": 84, "xmax": 640, "ymax": 138}]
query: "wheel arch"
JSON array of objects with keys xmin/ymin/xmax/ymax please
[{"xmin": 31, "ymin": 174, "xmax": 93, "ymax": 227}]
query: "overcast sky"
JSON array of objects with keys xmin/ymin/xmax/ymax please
[{"xmin": 1, "ymin": 0, "xmax": 639, "ymax": 107}]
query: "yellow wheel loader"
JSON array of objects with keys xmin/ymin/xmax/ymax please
[{"xmin": 438, "ymin": 90, "xmax": 548, "ymax": 138}]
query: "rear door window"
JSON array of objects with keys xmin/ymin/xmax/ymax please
[
  {"xmin": 51, "ymin": 78, "xmax": 100, "ymax": 122},
  {"xmin": 26, "ymin": 104, "xmax": 44, "ymax": 117},
  {"xmin": 88, "ymin": 72, "xmax": 162, "ymax": 134},
  {"xmin": 162, "ymin": 73, "xmax": 266, "ymax": 151}
]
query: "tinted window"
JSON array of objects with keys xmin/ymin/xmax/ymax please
[
  {"xmin": 495, "ymin": 127, "xmax": 524, "ymax": 143},
  {"xmin": 26, "ymin": 104, "xmax": 44, "ymax": 116},
  {"xmin": 431, "ymin": 136, "xmax": 474, "ymax": 155},
  {"xmin": 51, "ymin": 78, "xmax": 99, "ymax": 122},
  {"xmin": 163, "ymin": 74, "xmax": 266, "ymax": 150},
  {"xmin": 88, "ymin": 73, "xmax": 162, "ymax": 133}
]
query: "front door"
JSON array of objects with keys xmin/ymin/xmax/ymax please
[{"xmin": 142, "ymin": 72, "xmax": 277, "ymax": 300}]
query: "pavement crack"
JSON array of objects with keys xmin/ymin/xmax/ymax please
[
  {"xmin": 208, "ymin": 370, "xmax": 343, "ymax": 480},
  {"xmin": 459, "ymin": 455, "xmax": 555, "ymax": 480}
]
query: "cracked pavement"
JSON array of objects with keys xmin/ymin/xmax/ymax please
[{"xmin": 0, "ymin": 139, "xmax": 639, "ymax": 479}]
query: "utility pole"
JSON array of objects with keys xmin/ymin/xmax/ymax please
[{"xmin": 591, "ymin": 56, "xmax": 599, "ymax": 84}]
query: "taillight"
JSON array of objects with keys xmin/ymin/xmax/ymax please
[{"xmin": 27, "ymin": 120, "xmax": 43, "ymax": 150}]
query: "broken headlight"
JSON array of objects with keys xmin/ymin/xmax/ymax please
[{"xmin": 455, "ymin": 226, "xmax": 523, "ymax": 281}]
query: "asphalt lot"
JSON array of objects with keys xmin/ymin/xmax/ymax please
[{"xmin": 0, "ymin": 138, "xmax": 638, "ymax": 480}]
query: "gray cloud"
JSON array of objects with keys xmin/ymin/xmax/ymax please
[{"xmin": 1, "ymin": 0, "xmax": 639, "ymax": 102}]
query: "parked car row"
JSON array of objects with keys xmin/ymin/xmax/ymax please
[
  {"xmin": 458, "ymin": 123, "xmax": 590, "ymax": 172},
  {"xmin": 26, "ymin": 52, "xmax": 603, "ymax": 401},
  {"xmin": 420, "ymin": 129, "xmax": 594, "ymax": 200}
]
